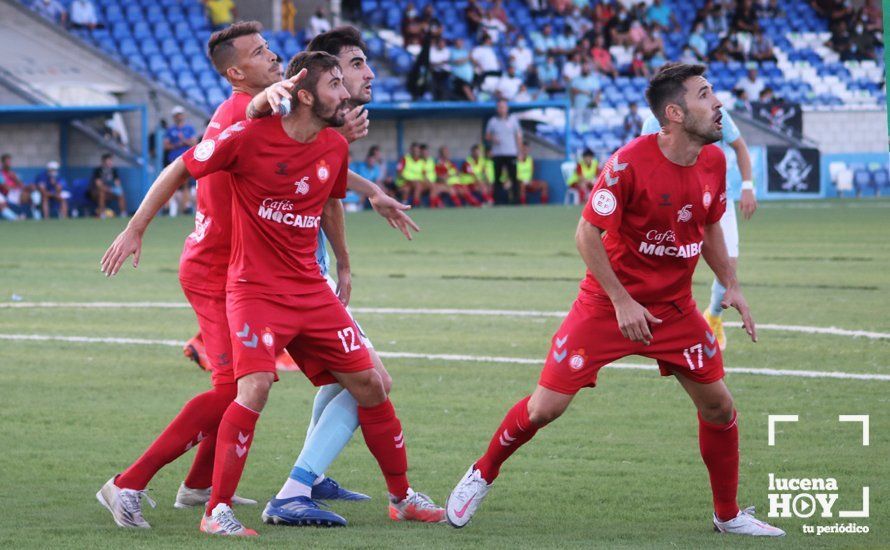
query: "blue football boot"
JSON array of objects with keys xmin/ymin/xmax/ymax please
[
  {"xmin": 311, "ymin": 477, "xmax": 371, "ymax": 501},
  {"xmin": 261, "ymin": 496, "xmax": 347, "ymax": 527}
]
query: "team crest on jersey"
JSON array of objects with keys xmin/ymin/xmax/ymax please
[
  {"xmin": 262, "ymin": 327, "xmax": 274, "ymax": 349},
  {"xmin": 702, "ymin": 185, "xmax": 713, "ymax": 208},
  {"xmin": 193, "ymin": 140, "xmax": 215, "ymax": 162},
  {"xmin": 569, "ymin": 349, "xmax": 587, "ymax": 371},
  {"xmin": 316, "ymin": 159, "xmax": 330, "ymax": 183}
]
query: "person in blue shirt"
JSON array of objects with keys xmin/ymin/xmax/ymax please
[
  {"xmin": 35, "ymin": 160, "xmax": 69, "ymax": 219},
  {"xmin": 163, "ymin": 106, "xmax": 197, "ymax": 165},
  {"xmin": 641, "ymin": 104, "xmax": 756, "ymax": 351},
  {"xmin": 570, "ymin": 61, "xmax": 601, "ymax": 130}
]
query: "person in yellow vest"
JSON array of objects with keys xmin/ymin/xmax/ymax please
[
  {"xmin": 436, "ymin": 145, "xmax": 476, "ymax": 207},
  {"xmin": 418, "ymin": 143, "xmax": 442, "ymax": 208},
  {"xmin": 460, "ymin": 144, "xmax": 494, "ymax": 205},
  {"xmin": 203, "ymin": 0, "xmax": 237, "ymax": 31},
  {"xmin": 516, "ymin": 143, "xmax": 550, "ymax": 205},
  {"xmin": 567, "ymin": 148, "xmax": 598, "ymax": 202},
  {"xmin": 396, "ymin": 142, "xmax": 425, "ymax": 205}
]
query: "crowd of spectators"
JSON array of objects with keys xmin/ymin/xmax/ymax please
[
  {"xmin": 812, "ymin": 0, "xmax": 884, "ymax": 61},
  {"xmin": 29, "ymin": 0, "xmax": 100, "ymax": 30}
]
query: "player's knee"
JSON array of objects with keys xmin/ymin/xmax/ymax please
[
  {"xmin": 699, "ymin": 396, "xmax": 734, "ymax": 424},
  {"xmin": 343, "ymin": 368, "xmax": 387, "ymax": 407},
  {"xmin": 236, "ymin": 372, "xmax": 274, "ymax": 412},
  {"xmin": 527, "ymin": 401, "xmax": 565, "ymax": 426}
]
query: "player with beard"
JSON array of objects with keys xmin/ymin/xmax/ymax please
[
  {"xmin": 96, "ymin": 23, "xmax": 418, "ymax": 531},
  {"xmin": 445, "ymin": 64, "xmax": 785, "ymax": 537},
  {"xmin": 102, "ymin": 51, "xmax": 444, "ymax": 536},
  {"xmin": 245, "ymin": 26, "xmax": 445, "ymax": 527}
]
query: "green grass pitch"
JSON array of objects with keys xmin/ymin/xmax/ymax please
[{"xmin": 0, "ymin": 200, "xmax": 887, "ymax": 549}]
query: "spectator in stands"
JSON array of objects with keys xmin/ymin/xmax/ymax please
[
  {"xmin": 749, "ymin": 27, "xmax": 776, "ymax": 62},
  {"xmin": 731, "ymin": 0, "xmax": 758, "ymax": 34},
  {"xmin": 549, "ymin": 0, "xmax": 572, "ymax": 14},
  {"xmin": 554, "ymin": 26, "xmax": 577, "ymax": 58},
  {"xmin": 465, "ymin": 0, "xmax": 484, "ymax": 38},
  {"xmin": 757, "ymin": 0, "xmax": 784, "ymax": 18},
  {"xmin": 516, "ymin": 143, "xmax": 549, "ymax": 204},
  {"xmin": 450, "ymin": 38, "xmax": 476, "ymax": 101},
  {"xmin": 203, "ymin": 0, "xmax": 236, "ymax": 32},
  {"xmin": 531, "ymin": 24, "xmax": 559, "ymax": 64},
  {"xmin": 810, "ymin": 0, "xmax": 852, "ymax": 27},
  {"xmin": 609, "ymin": 4, "xmax": 633, "ymax": 46},
  {"xmin": 758, "ymin": 87, "xmax": 776, "ymax": 103},
  {"xmin": 646, "ymin": 0, "xmax": 678, "ymax": 31},
  {"xmin": 31, "ymin": 0, "xmax": 66, "ymax": 27},
  {"xmin": 732, "ymin": 89, "xmax": 753, "ymax": 113},
  {"xmin": 471, "ymin": 34, "xmax": 501, "ymax": 87},
  {"xmin": 401, "ymin": 4, "xmax": 424, "ymax": 53},
  {"xmin": 849, "ymin": 21, "xmax": 880, "ymax": 61},
  {"xmin": 90, "ymin": 153, "xmax": 126, "ymax": 218},
  {"xmin": 623, "ymin": 101, "xmax": 643, "ymax": 140},
  {"xmin": 307, "ymin": 6, "xmax": 332, "ymax": 41},
  {"xmin": 570, "ymin": 61, "xmax": 602, "ymax": 130},
  {"xmin": 860, "ymin": 0, "xmax": 882, "ymax": 33},
  {"xmin": 509, "ymin": 37, "xmax": 533, "ymax": 77},
  {"xmin": 701, "ymin": 1, "xmax": 729, "ymax": 35},
  {"xmin": 480, "ymin": 9, "xmax": 508, "ymax": 42},
  {"xmin": 630, "ymin": 49, "xmax": 650, "ymax": 77},
  {"xmin": 736, "ymin": 66, "xmax": 766, "ymax": 101},
  {"xmin": 69, "ymin": 0, "xmax": 98, "ymax": 30},
  {"xmin": 688, "ymin": 22, "xmax": 708, "ymax": 60},
  {"xmin": 711, "ymin": 36, "xmax": 745, "ymax": 62},
  {"xmin": 628, "ymin": 20, "xmax": 647, "ymax": 48},
  {"xmin": 485, "ymin": 99, "xmax": 523, "ymax": 205},
  {"xmin": 566, "ymin": 5, "xmax": 593, "ymax": 37},
  {"xmin": 35, "ymin": 161, "xmax": 69, "ymax": 219},
  {"xmin": 429, "ymin": 36, "xmax": 452, "ymax": 100},
  {"xmin": 1, "ymin": 154, "xmax": 36, "ymax": 219},
  {"xmin": 538, "ymin": 55, "xmax": 564, "ymax": 95},
  {"xmin": 514, "ymin": 83, "xmax": 538, "ymax": 102},
  {"xmin": 164, "ymin": 106, "xmax": 197, "ymax": 165},
  {"xmin": 679, "ymin": 46, "xmax": 699, "ymax": 64},
  {"xmin": 526, "ymin": 0, "xmax": 548, "ymax": 16},
  {"xmin": 489, "ymin": 65, "xmax": 524, "ymax": 101},
  {"xmin": 590, "ymin": 35, "xmax": 618, "ymax": 78},
  {"xmin": 562, "ymin": 51, "xmax": 582, "ymax": 84},
  {"xmin": 639, "ymin": 24, "xmax": 665, "ymax": 59}
]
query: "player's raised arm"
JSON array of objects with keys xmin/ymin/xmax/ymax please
[
  {"xmin": 575, "ymin": 219, "xmax": 661, "ymax": 345},
  {"xmin": 701, "ymin": 222, "xmax": 756, "ymax": 342},
  {"xmin": 245, "ymin": 69, "xmax": 307, "ymax": 119},
  {"xmin": 346, "ymin": 170, "xmax": 420, "ymax": 240},
  {"xmin": 100, "ymin": 158, "xmax": 190, "ymax": 276},
  {"xmin": 321, "ymin": 197, "xmax": 351, "ymax": 306}
]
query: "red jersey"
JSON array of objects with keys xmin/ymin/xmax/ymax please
[
  {"xmin": 178, "ymin": 91, "xmax": 251, "ymax": 292},
  {"xmin": 580, "ymin": 134, "xmax": 726, "ymax": 304},
  {"xmin": 182, "ymin": 117, "xmax": 349, "ymax": 295}
]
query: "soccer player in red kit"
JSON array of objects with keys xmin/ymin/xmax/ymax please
[
  {"xmin": 102, "ymin": 51, "xmax": 443, "ymax": 536},
  {"xmin": 445, "ymin": 64, "xmax": 784, "ymax": 537}
]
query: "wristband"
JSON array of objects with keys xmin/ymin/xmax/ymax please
[{"xmin": 741, "ymin": 180, "xmax": 754, "ymax": 191}]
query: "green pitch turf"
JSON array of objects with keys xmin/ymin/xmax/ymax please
[{"xmin": 0, "ymin": 200, "xmax": 887, "ymax": 549}]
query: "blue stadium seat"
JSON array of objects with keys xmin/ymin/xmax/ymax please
[
  {"xmin": 178, "ymin": 73, "xmax": 199, "ymax": 89},
  {"xmin": 132, "ymin": 21, "xmax": 152, "ymax": 40},
  {"xmin": 140, "ymin": 39, "xmax": 160, "ymax": 56},
  {"xmin": 111, "ymin": 22, "xmax": 132, "ymax": 40},
  {"xmin": 160, "ymin": 38, "xmax": 180, "ymax": 56},
  {"xmin": 182, "ymin": 40, "xmax": 203, "ymax": 56},
  {"xmin": 168, "ymin": 54, "xmax": 189, "ymax": 72},
  {"xmin": 118, "ymin": 38, "xmax": 139, "ymax": 58},
  {"xmin": 156, "ymin": 70, "xmax": 176, "ymax": 88},
  {"xmin": 147, "ymin": 54, "xmax": 168, "ymax": 73},
  {"xmin": 103, "ymin": 5, "xmax": 123, "ymax": 23},
  {"xmin": 145, "ymin": 5, "xmax": 166, "ymax": 24},
  {"xmin": 124, "ymin": 5, "xmax": 144, "ymax": 23}
]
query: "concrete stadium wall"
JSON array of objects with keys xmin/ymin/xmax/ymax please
[{"xmin": 804, "ymin": 109, "xmax": 888, "ymax": 153}]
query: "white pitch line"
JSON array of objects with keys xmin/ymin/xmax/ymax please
[
  {"xmin": 2, "ymin": 302, "xmax": 890, "ymax": 340},
  {"xmin": 1, "ymin": 333, "xmax": 887, "ymax": 382}
]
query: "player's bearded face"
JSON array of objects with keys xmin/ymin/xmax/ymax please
[
  {"xmin": 310, "ymin": 81, "xmax": 350, "ymax": 127},
  {"xmin": 681, "ymin": 78, "xmax": 723, "ymax": 145}
]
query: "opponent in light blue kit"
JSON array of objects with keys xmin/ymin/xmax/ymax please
[{"xmin": 641, "ymin": 106, "xmax": 757, "ymax": 349}]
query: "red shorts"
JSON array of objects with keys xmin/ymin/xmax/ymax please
[
  {"xmin": 539, "ymin": 295, "xmax": 724, "ymax": 395},
  {"xmin": 180, "ymin": 283, "xmax": 235, "ymax": 386},
  {"xmin": 226, "ymin": 288, "xmax": 374, "ymax": 385}
]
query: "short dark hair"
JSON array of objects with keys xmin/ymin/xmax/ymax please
[
  {"xmin": 306, "ymin": 26, "xmax": 367, "ymax": 57},
  {"xmin": 645, "ymin": 63, "xmax": 706, "ymax": 126},
  {"xmin": 207, "ymin": 21, "xmax": 264, "ymax": 77},
  {"xmin": 1, "ymin": 153, "xmax": 10, "ymax": 162},
  {"xmin": 101, "ymin": 153, "xmax": 113, "ymax": 161},
  {"xmin": 285, "ymin": 51, "xmax": 342, "ymax": 98}
]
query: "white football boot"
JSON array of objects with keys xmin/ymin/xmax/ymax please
[
  {"xmin": 445, "ymin": 465, "xmax": 492, "ymax": 528},
  {"xmin": 96, "ymin": 476, "xmax": 156, "ymax": 528},
  {"xmin": 174, "ymin": 481, "xmax": 257, "ymax": 508},
  {"xmin": 713, "ymin": 506, "xmax": 785, "ymax": 536}
]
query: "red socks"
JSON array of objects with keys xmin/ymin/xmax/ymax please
[
  {"xmin": 206, "ymin": 401, "xmax": 260, "ymax": 513},
  {"xmin": 475, "ymin": 396, "xmax": 540, "ymax": 483},
  {"xmin": 116, "ymin": 384, "xmax": 236, "ymax": 490},
  {"xmin": 358, "ymin": 399, "xmax": 409, "ymax": 500},
  {"xmin": 183, "ymin": 433, "xmax": 217, "ymax": 489},
  {"xmin": 699, "ymin": 410, "xmax": 740, "ymax": 521}
]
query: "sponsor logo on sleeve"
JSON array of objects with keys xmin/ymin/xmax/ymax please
[
  {"xmin": 592, "ymin": 189, "xmax": 617, "ymax": 215},
  {"xmin": 703, "ymin": 191, "xmax": 713, "ymax": 209},
  {"xmin": 193, "ymin": 140, "xmax": 215, "ymax": 162}
]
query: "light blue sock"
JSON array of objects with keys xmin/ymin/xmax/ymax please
[
  {"xmin": 294, "ymin": 387, "xmax": 359, "ymax": 480},
  {"xmin": 304, "ymin": 384, "xmax": 345, "ymax": 443},
  {"xmin": 709, "ymin": 279, "xmax": 726, "ymax": 317}
]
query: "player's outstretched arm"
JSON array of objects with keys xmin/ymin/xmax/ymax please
[
  {"xmin": 245, "ymin": 69, "xmax": 307, "ymax": 119},
  {"xmin": 730, "ymin": 136, "xmax": 757, "ymax": 220},
  {"xmin": 702, "ymin": 222, "xmax": 757, "ymax": 342},
  {"xmin": 100, "ymin": 158, "xmax": 190, "ymax": 277},
  {"xmin": 575, "ymin": 219, "xmax": 661, "ymax": 345},
  {"xmin": 321, "ymin": 197, "xmax": 351, "ymax": 306},
  {"xmin": 346, "ymin": 170, "xmax": 420, "ymax": 240}
]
